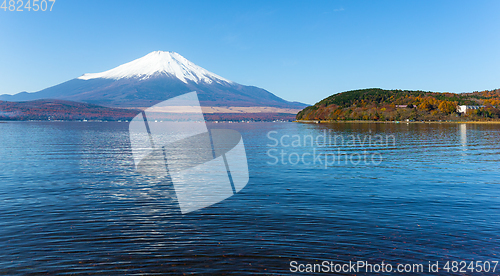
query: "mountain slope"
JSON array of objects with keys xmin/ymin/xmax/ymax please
[{"xmin": 0, "ymin": 51, "xmax": 306, "ymax": 109}]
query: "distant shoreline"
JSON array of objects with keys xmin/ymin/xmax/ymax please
[
  {"xmin": 295, "ymin": 120, "xmax": 500, "ymax": 124},
  {"xmin": 0, "ymin": 120, "xmax": 292, "ymax": 123}
]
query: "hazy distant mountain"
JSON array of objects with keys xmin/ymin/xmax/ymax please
[{"xmin": 0, "ymin": 51, "xmax": 306, "ymax": 109}]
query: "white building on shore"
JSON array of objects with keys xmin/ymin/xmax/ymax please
[{"xmin": 457, "ymin": 105, "xmax": 484, "ymax": 113}]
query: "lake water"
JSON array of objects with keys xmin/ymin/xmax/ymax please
[{"xmin": 1, "ymin": 121, "xmax": 499, "ymax": 275}]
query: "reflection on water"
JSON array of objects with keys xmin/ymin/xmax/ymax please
[
  {"xmin": 0, "ymin": 121, "xmax": 499, "ymax": 275},
  {"xmin": 460, "ymin": 124, "xmax": 467, "ymax": 155}
]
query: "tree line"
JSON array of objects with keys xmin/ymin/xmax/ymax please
[{"xmin": 296, "ymin": 88, "xmax": 500, "ymax": 121}]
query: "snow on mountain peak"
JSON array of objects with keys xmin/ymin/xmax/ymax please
[{"xmin": 78, "ymin": 51, "xmax": 232, "ymax": 84}]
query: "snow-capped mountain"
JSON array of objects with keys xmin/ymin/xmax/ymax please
[
  {"xmin": 78, "ymin": 51, "xmax": 232, "ymax": 85},
  {"xmin": 0, "ymin": 51, "xmax": 306, "ymax": 109}
]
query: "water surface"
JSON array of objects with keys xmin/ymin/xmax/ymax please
[{"xmin": 0, "ymin": 121, "xmax": 499, "ymax": 275}]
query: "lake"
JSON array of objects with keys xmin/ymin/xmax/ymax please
[{"xmin": 1, "ymin": 121, "xmax": 499, "ymax": 275}]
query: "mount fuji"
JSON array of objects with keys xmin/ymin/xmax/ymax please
[{"xmin": 0, "ymin": 51, "xmax": 306, "ymax": 111}]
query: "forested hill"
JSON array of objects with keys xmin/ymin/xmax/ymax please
[{"xmin": 296, "ymin": 88, "xmax": 500, "ymax": 121}]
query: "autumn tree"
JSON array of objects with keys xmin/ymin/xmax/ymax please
[{"xmin": 438, "ymin": 101, "xmax": 457, "ymax": 114}]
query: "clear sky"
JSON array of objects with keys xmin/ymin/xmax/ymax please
[{"xmin": 1, "ymin": 0, "xmax": 499, "ymax": 104}]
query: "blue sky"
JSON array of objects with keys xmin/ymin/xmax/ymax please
[{"xmin": 0, "ymin": 0, "xmax": 499, "ymax": 104}]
